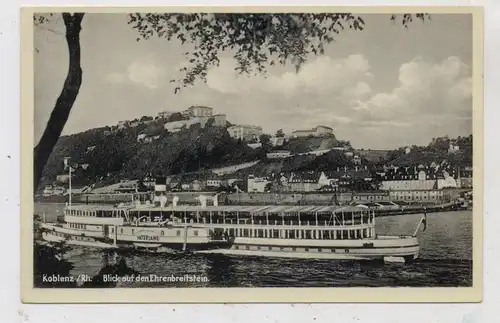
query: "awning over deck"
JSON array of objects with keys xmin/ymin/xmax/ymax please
[{"xmin": 128, "ymin": 204, "xmax": 371, "ymax": 215}]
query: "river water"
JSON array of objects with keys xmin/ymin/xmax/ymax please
[{"xmin": 35, "ymin": 203, "xmax": 473, "ymax": 287}]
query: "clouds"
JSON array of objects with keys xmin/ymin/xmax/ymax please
[
  {"xmin": 350, "ymin": 56, "xmax": 472, "ymax": 123},
  {"xmin": 206, "ymin": 53, "xmax": 471, "ymax": 138},
  {"xmin": 105, "ymin": 55, "xmax": 166, "ymax": 89},
  {"xmin": 206, "ymin": 54, "xmax": 373, "ymax": 97},
  {"xmin": 99, "ymin": 52, "xmax": 472, "ymax": 149}
]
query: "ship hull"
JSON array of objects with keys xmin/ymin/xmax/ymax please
[
  {"xmin": 41, "ymin": 226, "xmax": 418, "ymax": 263},
  {"xmin": 196, "ymin": 236, "xmax": 419, "ymax": 263},
  {"xmin": 195, "ymin": 248, "xmax": 417, "ymax": 263}
]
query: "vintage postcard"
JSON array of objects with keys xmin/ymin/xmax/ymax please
[{"xmin": 21, "ymin": 6, "xmax": 483, "ymax": 303}]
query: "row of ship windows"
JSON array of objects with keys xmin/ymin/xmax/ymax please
[
  {"xmin": 67, "ymin": 210, "xmax": 121, "ymax": 217},
  {"xmin": 112, "ymin": 228, "xmax": 199, "ymax": 237},
  {"xmin": 234, "ymin": 245, "xmax": 353, "ymax": 253},
  {"xmin": 50, "ymin": 232, "xmax": 93, "ymax": 241},
  {"xmin": 68, "ymin": 223, "xmax": 87, "ymax": 230},
  {"xmin": 392, "ymin": 194, "xmax": 440, "ymax": 198},
  {"xmin": 223, "ymin": 228, "xmax": 372, "ymax": 240}
]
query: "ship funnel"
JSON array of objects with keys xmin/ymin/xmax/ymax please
[
  {"xmin": 172, "ymin": 196, "xmax": 179, "ymax": 207},
  {"xmin": 159, "ymin": 195, "xmax": 167, "ymax": 208},
  {"xmin": 198, "ymin": 195, "xmax": 207, "ymax": 208}
]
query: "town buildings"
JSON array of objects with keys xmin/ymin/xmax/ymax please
[
  {"xmin": 388, "ymin": 189, "xmax": 448, "ymax": 202},
  {"xmin": 247, "ymin": 175, "xmax": 272, "ymax": 193},
  {"xmin": 227, "ymin": 125, "xmax": 263, "ymax": 141},
  {"xmin": 379, "ymin": 164, "xmax": 458, "ymax": 191}
]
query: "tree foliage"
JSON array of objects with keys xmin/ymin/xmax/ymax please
[
  {"xmin": 385, "ymin": 135, "xmax": 473, "ymax": 166},
  {"xmin": 275, "ymin": 129, "xmax": 285, "ymax": 137}
]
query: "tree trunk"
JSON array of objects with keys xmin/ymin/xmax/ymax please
[{"xmin": 33, "ymin": 13, "xmax": 85, "ymax": 190}]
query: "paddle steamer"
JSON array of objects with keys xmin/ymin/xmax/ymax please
[{"xmin": 40, "ymin": 194, "xmax": 424, "ymax": 263}]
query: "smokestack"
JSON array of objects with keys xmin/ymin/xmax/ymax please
[
  {"xmin": 159, "ymin": 195, "xmax": 167, "ymax": 208},
  {"xmin": 172, "ymin": 196, "xmax": 179, "ymax": 207},
  {"xmin": 198, "ymin": 195, "xmax": 207, "ymax": 208}
]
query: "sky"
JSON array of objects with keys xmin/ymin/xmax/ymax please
[{"xmin": 34, "ymin": 13, "xmax": 473, "ymax": 149}]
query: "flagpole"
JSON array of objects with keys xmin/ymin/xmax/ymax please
[
  {"xmin": 412, "ymin": 207, "xmax": 427, "ymax": 237},
  {"xmin": 412, "ymin": 216, "xmax": 423, "ymax": 237},
  {"xmin": 69, "ymin": 162, "xmax": 72, "ymax": 207},
  {"xmin": 64, "ymin": 157, "xmax": 72, "ymax": 208}
]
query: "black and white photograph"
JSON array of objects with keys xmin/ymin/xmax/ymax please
[{"xmin": 23, "ymin": 7, "xmax": 482, "ymax": 302}]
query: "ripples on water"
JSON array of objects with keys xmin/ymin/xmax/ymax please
[{"xmin": 35, "ymin": 204, "xmax": 473, "ymax": 287}]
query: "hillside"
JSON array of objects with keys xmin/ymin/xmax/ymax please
[
  {"xmin": 385, "ymin": 135, "xmax": 473, "ymax": 166},
  {"xmin": 40, "ymin": 123, "xmax": 264, "ymax": 188},
  {"xmin": 282, "ymin": 135, "xmax": 338, "ymax": 153}
]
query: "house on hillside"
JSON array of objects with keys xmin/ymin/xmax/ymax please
[
  {"xmin": 283, "ymin": 172, "xmax": 320, "ymax": 192},
  {"xmin": 43, "ymin": 185, "xmax": 65, "ymax": 196},
  {"xmin": 266, "ymin": 150, "xmax": 291, "ymax": 159},
  {"xmin": 247, "ymin": 174, "xmax": 271, "ymax": 193},
  {"xmin": 186, "ymin": 106, "xmax": 213, "ymax": 117},
  {"xmin": 448, "ymin": 142, "xmax": 460, "ymax": 153},
  {"xmin": 209, "ymin": 114, "xmax": 227, "ymax": 127},
  {"xmin": 353, "ymin": 155, "xmax": 362, "ymax": 165},
  {"xmin": 291, "ymin": 125, "xmax": 333, "ymax": 138},
  {"xmin": 270, "ymin": 136, "xmax": 285, "ymax": 147},
  {"xmin": 227, "ymin": 125, "xmax": 263, "ymax": 141},
  {"xmin": 318, "ymin": 172, "xmax": 335, "ymax": 188},
  {"xmin": 86, "ymin": 145, "xmax": 96, "ymax": 153},
  {"xmin": 206, "ymin": 178, "xmax": 222, "ymax": 188}
]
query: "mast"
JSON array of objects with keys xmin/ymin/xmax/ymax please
[
  {"xmin": 64, "ymin": 157, "xmax": 72, "ymax": 207},
  {"xmin": 69, "ymin": 164, "xmax": 72, "ymax": 207}
]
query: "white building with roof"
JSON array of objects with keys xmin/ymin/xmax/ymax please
[{"xmin": 227, "ymin": 125, "xmax": 263, "ymax": 141}]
